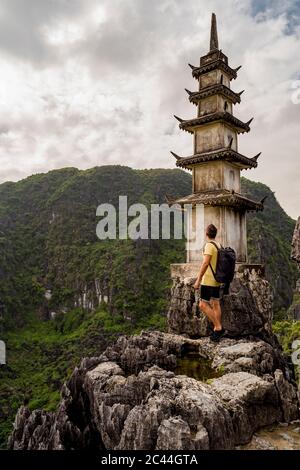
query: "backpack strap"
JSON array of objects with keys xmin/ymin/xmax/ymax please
[
  {"xmin": 207, "ymin": 241, "xmax": 219, "ymax": 281},
  {"xmin": 208, "ymin": 241, "xmax": 220, "ymax": 251}
]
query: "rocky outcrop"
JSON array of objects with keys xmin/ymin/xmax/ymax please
[
  {"xmin": 168, "ymin": 265, "xmax": 273, "ymax": 338},
  {"xmin": 292, "ymin": 217, "xmax": 300, "ymax": 268},
  {"xmin": 290, "ymin": 217, "xmax": 300, "ymax": 320},
  {"xmin": 8, "ymin": 330, "xmax": 299, "ymax": 450},
  {"xmin": 289, "ymin": 303, "xmax": 300, "ymax": 321}
]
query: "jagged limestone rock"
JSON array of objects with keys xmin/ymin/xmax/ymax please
[
  {"xmin": 156, "ymin": 417, "xmax": 209, "ymax": 450},
  {"xmin": 201, "ymin": 337, "xmax": 283, "ymax": 376},
  {"xmin": 292, "ymin": 217, "xmax": 300, "ymax": 268},
  {"xmin": 274, "ymin": 370, "xmax": 299, "ymax": 422},
  {"xmin": 290, "ymin": 303, "xmax": 300, "ymax": 320},
  {"xmin": 211, "ymin": 372, "xmax": 282, "ymax": 444},
  {"xmin": 291, "ymin": 218, "xmax": 300, "ymax": 319},
  {"xmin": 290, "ymin": 218, "xmax": 300, "ymax": 319},
  {"xmin": 8, "ymin": 331, "xmax": 299, "ymax": 450}
]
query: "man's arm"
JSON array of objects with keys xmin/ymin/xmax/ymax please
[{"xmin": 193, "ymin": 254, "xmax": 212, "ymax": 289}]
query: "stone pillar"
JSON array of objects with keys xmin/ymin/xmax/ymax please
[{"xmin": 186, "ymin": 203, "xmax": 247, "ymax": 264}]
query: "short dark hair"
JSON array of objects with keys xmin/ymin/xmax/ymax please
[{"xmin": 206, "ymin": 224, "xmax": 217, "ymax": 239}]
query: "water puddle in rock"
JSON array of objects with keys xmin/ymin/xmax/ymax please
[
  {"xmin": 174, "ymin": 351, "xmax": 223, "ymax": 382},
  {"xmin": 238, "ymin": 422, "xmax": 300, "ymax": 450}
]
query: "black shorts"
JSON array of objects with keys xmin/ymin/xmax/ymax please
[{"xmin": 200, "ymin": 285, "xmax": 220, "ymax": 302}]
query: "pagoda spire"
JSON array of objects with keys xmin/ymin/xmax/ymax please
[{"xmin": 210, "ymin": 13, "xmax": 219, "ymax": 51}]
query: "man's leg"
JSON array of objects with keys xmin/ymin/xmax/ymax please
[
  {"xmin": 211, "ymin": 299, "xmax": 222, "ymax": 331},
  {"xmin": 199, "ymin": 300, "xmax": 217, "ymax": 328}
]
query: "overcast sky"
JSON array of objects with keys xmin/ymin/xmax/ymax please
[{"xmin": 0, "ymin": 0, "xmax": 299, "ymax": 218}]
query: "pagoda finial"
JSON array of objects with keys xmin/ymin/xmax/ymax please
[{"xmin": 210, "ymin": 13, "xmax": 219, "ymax": 51}]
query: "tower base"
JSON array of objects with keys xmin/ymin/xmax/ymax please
[{"xmin": 171, "ymin": 262, "xmax": 264, "ymax": 281}]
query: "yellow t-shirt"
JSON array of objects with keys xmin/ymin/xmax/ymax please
[{"xmin": 201, "ymin": 241, "xmax": 222, "ymax": 287}]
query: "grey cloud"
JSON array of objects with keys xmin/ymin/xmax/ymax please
[
  {"xmin": 0, "ymin": 126, "xmax": 10, "ymax": 134},
  {"xmin": 74, "ymin": 0, "xmax": 208, "ymax": 77},
  {"xmin": 0, "ymin": 0, "xmax": 299, "ymax": 219},
  {"xmin": 275, "ymin": 98, "xmax": 300, "ymax": 125},
  {"xmin": 0, "ymin": 166, "xmax": 28, "ymax": 181},
  {"xmin": 251, "ymin": 0, "xmax": 300, "ymax": 32},
  {"xmin": 0, "ymin": 0, "xmax": 88, "ymax": 65}
]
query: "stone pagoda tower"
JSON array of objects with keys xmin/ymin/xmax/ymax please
[{"xmin": 170, "ymin": 13, "xmax": 264, "ymax": 280}]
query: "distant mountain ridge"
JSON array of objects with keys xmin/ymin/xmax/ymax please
[{"xmin": 0, "ymin": 165, "xmax": 297, "ymax": 332}]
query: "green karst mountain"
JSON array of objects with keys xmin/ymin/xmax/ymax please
[
  {"xmin": 0, "ymin": 165, "xmax": 298, "ymax": 447},
  {"xmin": 0, "ymin": 166, "xmax": 191, "ymax": 330},
  {"xmin": 242, "ymin": 177, "xmax": 298, "ymax": 314}
]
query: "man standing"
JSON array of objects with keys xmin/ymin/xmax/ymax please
[{"xmin": 193, "ymin": 224, "xmax": 225, "ymax": 342}]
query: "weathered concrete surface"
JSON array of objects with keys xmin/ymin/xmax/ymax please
[
  {"xmin": 8, "ymin": 331, "xmax": 299, "ymax": 450},
  {"xmin": 167, "ymin": 266, "xmax": 273, "ymax": 338}
]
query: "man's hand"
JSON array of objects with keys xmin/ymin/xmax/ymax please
[{"xmin": 193, "ymin": 255, "xmax": 211, "ymax": 290}]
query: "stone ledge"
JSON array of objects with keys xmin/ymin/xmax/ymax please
[{"xmin": 171, "ymin": 262, "xmax": 264, "ymax": 281}]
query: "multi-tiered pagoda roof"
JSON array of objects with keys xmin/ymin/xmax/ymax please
[
  {"xmin": 170, "ymin": 13, "xmax": 264, "ymax": 212},
  {"xmin": 171, "ymin": 148, "xmax": 260, "ymax": 170}
]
